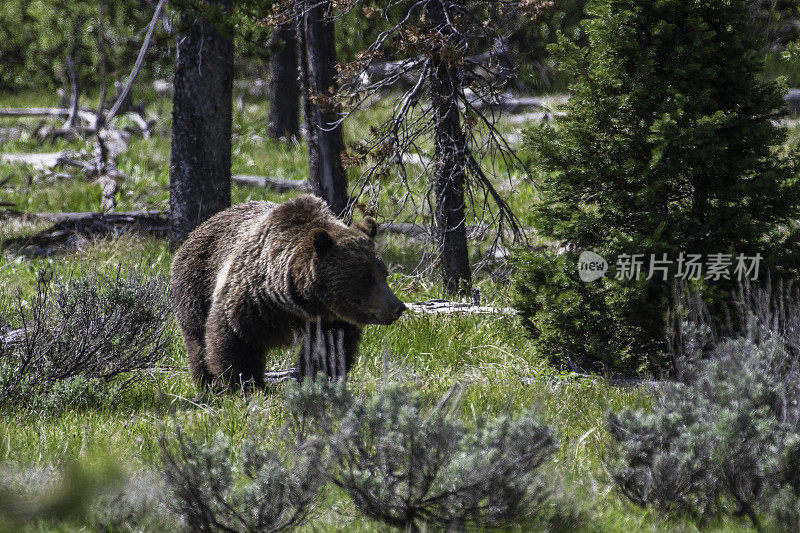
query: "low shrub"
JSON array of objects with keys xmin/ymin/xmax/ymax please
[
  {"xmin": 607, "ymin": 284, "xmax": 800, "ymax": 530},
  {"xmin": 0, "ymin": 461, "xmax": 174, "ymax": 531},
  {"xmin": 285, "ymin": 378, "xmax": 560, "ymax": 531},
  {"xmin": 161, "ymin": 428, "xmax": 326, "ymax": 533},
  {"xmin": 0, "ymin": 266, "xmax": 171, "ymax": 410},
  {"xmin": 160, "ymin": 379, "xmax": 564, "ymax": 532}
]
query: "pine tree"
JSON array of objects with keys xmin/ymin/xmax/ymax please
[{"xmin": 514, "ymin": 0, "xmax": 800, "ymax": 373}]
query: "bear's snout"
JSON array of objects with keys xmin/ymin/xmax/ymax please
[
  {"xmin": 391, "ymin": 299, "xmax": 407, "ymax": 321},
  {"xmin": 375, "ymin": 286, "xmax": 406, "ymax": 325}
]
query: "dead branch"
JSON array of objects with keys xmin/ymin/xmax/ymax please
[
  {"xmin": 379, "ymin": 222, "xmax": 493, "ymax": 240},
  {"xmin": 105, "ymin": 0, "xmax": 167, "ymax": 122}
]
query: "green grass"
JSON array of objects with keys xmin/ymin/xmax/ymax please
[{"xmin": 0, "ymin": 88, "xmax": 767, "ymax": 531}]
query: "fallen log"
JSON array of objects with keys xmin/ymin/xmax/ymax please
[
  {"xmin": 468, "ymin": 95, "xmax": 549, "ymax": 113},
  {"xmin": 504, "ymin": 110, "xmax": 567, "ymax": 124},
  {"xmin": 379, "ymin": 222, "xmax": 430, "ymax": 238},
  {"xmin": 29, "ymin": 210, "xmax": 165, "ymax": 225},
  {"xmin": 2, "ymin": 207, "xmax": 521, "ymax": 256},
  {"xmin": 405, "ymin": 299, "xmax": 517, "ymax": 316},
  {"xmin": 232, "ymin": 174, "xmax": 309, "ymax": 192},
  {"xmin": 2, "ymin": 298, "xmax": 511, "ymax": 354},
  {"xmin": 2, "ymin": 144, "xmax": 131, "ymax": 181},
  {"xmin": 468, "ymin": 92, "xmax": 571, "ymax": 113},
  {"xmin": 0, "ymin": 107, "xmax": 97, "ymax": 125},
  {"xmin": 264, "ymin": 369, "xmax": 298, "ymax": 384},
  {"xmin": 0, "ymin": 107, "xmax": 153, "ymax": 137},
  {"xmin": 400, "ymin": 153, "xmax": 431, "ymax": 168},
  {"xmin": 1, "ymin": 152, "xmax": 64, "ymax": 170},
  {"xmin": 0, "ymin": 328, "xmax": 26, "ymax": 346},
  {"xmin": 352, "ymin": 42, "xmax": 513, "ymax": 92},
  {"xmin": 3, "ymin": 210, "xmax": 167, "ymax": 254},
  {"xmin": 379, "ymin": 222, "xmax": 492, "ymax": 240}
]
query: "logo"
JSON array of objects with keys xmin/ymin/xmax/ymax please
[{"xmin": 578, "ymin": 251, "xmax": 608, "ymax": 282}]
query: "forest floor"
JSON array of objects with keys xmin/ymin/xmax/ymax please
[{"xmin": 0, "ymin": 87, "xmax": 768, "ymax": 531}]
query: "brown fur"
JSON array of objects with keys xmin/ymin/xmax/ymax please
[{"xmin": 170, "ymin": 195, "xmax": 405, "ymax": 390}]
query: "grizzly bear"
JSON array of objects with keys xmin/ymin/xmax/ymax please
[{"xmin": 170, "ymin": 195, "xmax": 406, "ymax": 390}]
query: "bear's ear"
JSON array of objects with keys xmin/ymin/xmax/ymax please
[
  {"xmin": 309, "ymin": 227, "xmax": 334, "ymax": 256},
  {"xmin": 355, "ymin": 216, "xmax": 378, "ymax": 239}
]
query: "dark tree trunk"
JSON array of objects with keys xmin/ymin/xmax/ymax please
[
  {"xmin": 427, "ymin": 2, "xmax": 471, "ymax": 295},
  {"xmin": 169, "ymin": 0, "xmax": 234, "ymax": 248},
  {"xmin": 267, "ymin": 22, "xmax": 300, "ymax": 140},
  {"xmin": 301, "ymin": 0, "xmax": 348, "ymax": 216}
]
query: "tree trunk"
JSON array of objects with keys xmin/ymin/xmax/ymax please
[
  {"xmin": 63, "ymin": 56, "xmax": 80, "ymax": 130},
  {"xmin": 168, "ymin": 0, "xmax": 234, "ymax": 248},
  {"xmin": 301, "ymin": 0, "xmax": 348, "ymax": 216},
  {"xmin": 267, "ymin": 21, "xmax": 300, "ymax": 140},
  {"xmin": 427, "ymin": 2, "xmax": 471, "ymax": 295}
]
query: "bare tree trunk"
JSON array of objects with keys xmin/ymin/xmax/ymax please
[
  {"xmin": 301, "ymin": 0, "xmax": 347, "ymax": 216},
  {"xmin": 63, "ymin": 56, "xmax": 80, "ymax": 130},
  {"xmin": 427, "ymin": 1, "xmax": 471, "ymax": 295},
  {"xmin": 95, "ymin": 0, "xmax": 108, "ymax": 130},
  {"xmin": 169, "ymin": 0, "xmax": 234, "ymax": 248},
  {"xmin": 267, "ymin": 21, "xmax": 300, "ymax": 140}
]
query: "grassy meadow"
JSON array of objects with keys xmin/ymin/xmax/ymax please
[{"xmin": 0, "ymin": 87, "xmax": 768, "ymax": 531}]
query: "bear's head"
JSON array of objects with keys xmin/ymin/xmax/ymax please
[{"xmin": 300, "ymin": 217, "xmax": 406, "ymax": 326}]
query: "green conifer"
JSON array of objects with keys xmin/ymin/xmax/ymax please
[{"xmin": 514, "ymin": 0, "xmax": 800, "ymax": 373}]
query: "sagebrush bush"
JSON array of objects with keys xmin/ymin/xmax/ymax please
[
  {"xmin": 284, "ymin": 378, "xmax": 560, "ymax": 530},
  {"xmin": 161, "ymin": 428, "xmax": 326, "ymax": 533},
  {"xmin": 0, "ymin": 266, "xmax": 171, "ymax": 410},
  {"xmin": 0, "ymin": 459, "xmax": 124, "ymax": 529},
  {"xmin": 160, "ymin": 379, "xmax": 563, "ymax": 531},
  {"xmin": 608, "ymin": 285, "xmax": 800, "ymax": 530},
  {"xmin": 516, "ymin": 0, "xmax": 800, "ymax": 374},
  {"xmin": 0, "ymin": 460, "xmax": 174, "ymax": 531}
]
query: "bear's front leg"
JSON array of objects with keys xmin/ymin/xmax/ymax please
[
  {"xmin": 185, "ymin": 337, "xmax": 213, "ymax": 386},
  {"xmin": 205, "ymin": 304, "xmax": 266, "ymax": 390},
  {"xmin": 297, "ymin": 319, "xmax": 363, "ymax": 381}
]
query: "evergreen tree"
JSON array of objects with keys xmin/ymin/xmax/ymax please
[{"xmin": 514, "ymin": 0, "xmax": 800, "ymax": 374}]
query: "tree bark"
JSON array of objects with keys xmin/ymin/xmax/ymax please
[
  {"xmin": 267, "ymin": 21, "xmax": 300, "ymax": 140},
  {"xmin": 427, "ymin": 1, "xmax": 472, "ymax": 295},
  {"xmin": 301, "ymin": 0, "xmax": 348, "ymax": 216},
  {"xmin": 168, "ymin": 0, "xmax": 234, "ymax": 248},
  {"xmin": 63, "ymin": 56, "xmax": 80, "ymax": 131}
]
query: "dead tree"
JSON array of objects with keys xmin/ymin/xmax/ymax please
[
  {"xmin": 169, "ymin": 0, "xmax": 235, "ymax": 247},
  {"xmin": 427, "ymin": 1, "xmax": 471, "ymax": 293},
  {"xmin": 299, "ymin": 0, "xmax": 348, "ymax": 216},
  {"xmin": 334, "ymin": 0, "xmax": 550, "ymax": 294},
  {"xmin": 267, "ymin": 20, "xmax": 300, "ymax": 140}
]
